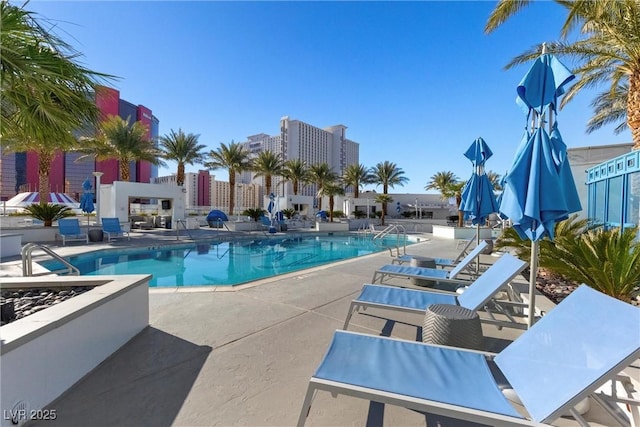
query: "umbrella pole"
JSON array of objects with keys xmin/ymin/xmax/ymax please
[
  {"xmin": 476, "ymin": 223, "xmax": 480, "ymax": 274},
  {"xmin": 527, "ymin": 240, "xmax": 539, "ymax": 328}
]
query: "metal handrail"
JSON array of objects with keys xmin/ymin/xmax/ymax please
[
  {"xmin": 21, "ymin": 243, "xmax": 80, "ymax": 277},
  {"xmin": 175, "ymin": 219, "xmax": 195, "ymax": 241},
  {"xmin": 372, "ymin": 224, "xmax": 407, "ymax": 257}
]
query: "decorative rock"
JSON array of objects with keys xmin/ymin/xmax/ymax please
[{"xmin": 1, "ymin": 286, "xmax": 93, "ymax": 325}]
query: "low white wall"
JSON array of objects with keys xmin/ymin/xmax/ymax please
[
  {"xmin": 0, "ymin": 275, "xmax": 150, "ymax": 426},
  {"xmin": 0, "ymin": 234, "xmax": 22, "ymax": 258},
  {"xmin": 0, "ymin": 226, "xmax": 57, "ymax": 244},
  {"xmin": 432, "ymin": 225, "xmax": 493, "ymax": 240},
  {"xmin": 315, "ymin": 221, "xmax": 349, "ymax": 232}
]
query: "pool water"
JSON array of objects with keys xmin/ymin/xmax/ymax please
[{"xmin": 40, "ymin": 234, "xmax": 416, "ymax": 287}]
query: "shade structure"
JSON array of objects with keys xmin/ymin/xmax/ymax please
[
  {"xmin": 206, "ymin": 210, "xmax": 229, "ymax": 222},
  {"xmin": 499, "ymin": 50, "xmax": 581, "ymax": 328},
  {"xmin": 5, "ymin": 192, "xmax": 79, "ymax": 208},
  {"xmin": 79, "ymin": 178, "xmax": 95, "ymax": 230}
]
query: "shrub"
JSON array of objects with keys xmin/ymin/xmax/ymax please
[
  {"xmin": 353, "ymin": 210, "xmax": 367, "ymax": 219},
  {"xmin": 496, "ymin": 215, "xmax": 638, "ymax": 302},
  {"xmin": 281, "ymin": 208, "xmax": 296, "ymax": 219},
  {"xmin": 242, "ymin": 208, "xmax": 265, "ymax": 222},
  {"xmin": 24, "ymin": 203, "xmax": 73, "ymax": 227},
  {"xmin": 545, "ymin": 227, "xmax": 640, "ymax": 302}
]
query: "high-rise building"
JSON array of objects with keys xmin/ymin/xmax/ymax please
[
  {"xmin": 0, "ymin": 86, "xmax": 159, "ymax": 201},
  {"xmin": 239, "ymin": 116, "xmax": 359, "ymax": 200}
]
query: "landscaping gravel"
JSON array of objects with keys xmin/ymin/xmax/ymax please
[{"xmin": 0, "ymin": 286, "xmax": 93, "ymax": 326}]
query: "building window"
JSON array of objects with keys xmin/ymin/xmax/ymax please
[
  {"xmin": 593, "ymin": 180, "xmax": 606, "ymax": 225},
  {"xmin": 626, "ymin": 171, "xmax": 640, "ymax": 228},
  {"xmin": 606, "ymin": 175, "xmax": 623, "ymax": 227}
]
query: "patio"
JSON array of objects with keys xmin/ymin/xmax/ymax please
[{"xmin": 2, "ymin": 230, "xmax": 635, "ymax": 426}]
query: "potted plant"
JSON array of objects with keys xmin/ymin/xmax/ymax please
[{"xmin": 23, "ymin": 203, "xmax": 73, "ymax": 227}]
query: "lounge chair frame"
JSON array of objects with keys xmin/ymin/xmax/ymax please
[
  {"xmin": 299, "ymin": 286, "xmax": 640, "ymax": 426},
  {"xmin": 102, "ymin": 217, "xmax": 130, "ymax": 241},
  {"xmin": 344, "ymin": 253, "xmax": 529, "ymax": 330},
  {"xmin": 372, "ymin": 240, "xmax": 489, "ymax": 285},
  {"xmin": 391, "ymin": 236, "xmax": 476, "ymax": 267},
  {"xmin": 56, "ymin": 218, "xmax": 89, "ymax": 246}
]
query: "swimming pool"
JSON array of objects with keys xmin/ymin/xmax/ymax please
[{"xmin": 40, "ymin": 234, "xmax": 417, "ymax": 287}]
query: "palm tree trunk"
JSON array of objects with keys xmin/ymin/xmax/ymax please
[
  {"xmin": 629, "ymin": 70, "xmax": 640, "ymax": 150},
  {"xmin": 329, "ymin": 196, "xmax": 334, "ymax": 222},
  {"xmin": 229, "ymin": 173, "xmax": 235, "ymax": 217},
  {"xmin": 456, "ymin": 195, "xmax": 463, "ymax": 227},
  {"xmin": 382, "ymin": 184, "xmax": 388, "ymax": 218},
  {"xmin": 120, "ymin": 161, "xmax": 130, "ymax": 182},
  {"xmin": 177, "ymin": 162, "xmax": 185, "ymax": 186},
  {"xmin": 38, "ymin": 150, "xmax": 53, "ymax": 204}
]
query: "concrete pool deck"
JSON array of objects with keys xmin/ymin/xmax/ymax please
[{"xmin": 2, "ymin": 228, "xmax": 635, "ymax": 426}]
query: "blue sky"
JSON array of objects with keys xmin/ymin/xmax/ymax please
[{"xmin": 27, "ymin": 1, "xmax": 631, "ymax": 194}]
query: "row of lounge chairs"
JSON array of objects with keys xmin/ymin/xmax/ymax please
[
  {"xmin": 56, "ymin": 217, "xmax": 130, "ymax": 245},
  {"xmin": 298, "ymin": 244, "xmax": 640, "ymax": 426}
]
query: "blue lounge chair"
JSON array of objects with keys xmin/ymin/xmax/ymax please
[
  {"xmin": 102, "ymin": 217, "xmax": 130, "ymax": 241},
  {"xmin": 344, "ymin": 253, "xmax": 529, "ymax": 330},
  {"xmin": 298, "ymin": 285, "xmax": 640, "ymax": 426},
  {"xmin": 371, "ymin": 240, "xmax": 489, "ymax": 285},
  {"xmin": 56, "ymin": 218, "xmax": 89, "ymax": 245},
  {"xmin": 391, "ymin": 236, "xmax": 476, "ymax": 267}
]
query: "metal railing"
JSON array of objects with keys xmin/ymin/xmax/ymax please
[
  {"xmin": 372, "ymin": 224, "xmax": 408, "ymax": 257},
  {"xmin": 21, "ymin": 243, "xmax": 80, "ymax": 277},
  {"xmin": 175, "ymin": 219, "xmax": 195, "ymax": 241}
]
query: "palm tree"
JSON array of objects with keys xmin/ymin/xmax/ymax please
[
  {"xmin": 252, "ymin": 150, "xmax": 284, "ymax": 196},
  {"xmin": 342, "ymin": 163, "xmax": 372, "ymax": 199},
  {"xmin": 425, "ymin": 171, "xmax": 465, "ymax": 227},
  {"xmin": 486, "ymin": 170, "xmax": 503, "ymax": 192},
  {"xmin": 158, "ymin": 129, "xmax": 207, "ymax": 186},
  {"xmin": 374, "ymin": 193, "xmax": 393, "ymax": 226},
  {"xmin": 586, "ymin": 82, "xmax": 629, "ymax": 135},
  {"xmin": 282, "ymin": 159, "xmax": 309, "ymax": 195},
  {"xmin": 486, "ymin": 0, "xmax": 640, "ymax": 150},
  {"xmin": 204, "ymin": 141, "xmax": 252, "ymax": 216},
  {"xmin": 318, "ymin": 180, "xmax": 344, "ymax": 222},
  {"xmin": 369, "ymin": 161, "xmax": 408, "ymax": 218},
  {"xmin": 309, "ymin": 163, "xmax": 338, "ymax": 211},
  {"xmin": 1, "ymin": 2, "xmax": 113, "ymax": 202},
  {"xmin": 78, "ymin": 115, "xmax": 165, "ymax": 182}
]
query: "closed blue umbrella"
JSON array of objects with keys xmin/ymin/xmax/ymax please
[
  {"xmin": 499, "ymin": 48, "xmax": 581, "ymax": 328},
  {"xmin": 459, "ymin": 138, "xmax": 499, "ymax": 273},
  {"xmin": 460, "ymin": 137, "xmax": 499, "ymax": 227},
  {"xmin": 79, "ymin": 178, "xmax": 95, "ymax": 230}
]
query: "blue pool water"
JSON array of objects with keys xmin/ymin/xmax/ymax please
[{"xmin": 40, "ymin": 234, "xmax": 416, "ymax": 287}]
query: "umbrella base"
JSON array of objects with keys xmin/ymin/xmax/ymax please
[{"xmin": 88, "ymin": 229, "xmax": 103, "ymax": 242}]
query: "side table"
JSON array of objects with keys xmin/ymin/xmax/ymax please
[
  {"xmin": 422, "ymin": 304, "xmax": 483, "ymax": 350},
  {"xmin": 410, "ymin": 256, "xmax": 436, "ymax": 287},
  {"xmin": 88, "ymin": 229, "xmax": 104, "ymax": 242}
]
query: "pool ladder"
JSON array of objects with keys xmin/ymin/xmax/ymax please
[
  {"xmin": 175, "ymin": 219, "xmax": 197, "ymax": 241},
  {"xmin": 372, "ymin": 224, "xmax": 408, "ymax": 257},
  {"xmin": 21, "ymin": 243, "xmax": 80, "ymax": 277}
]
